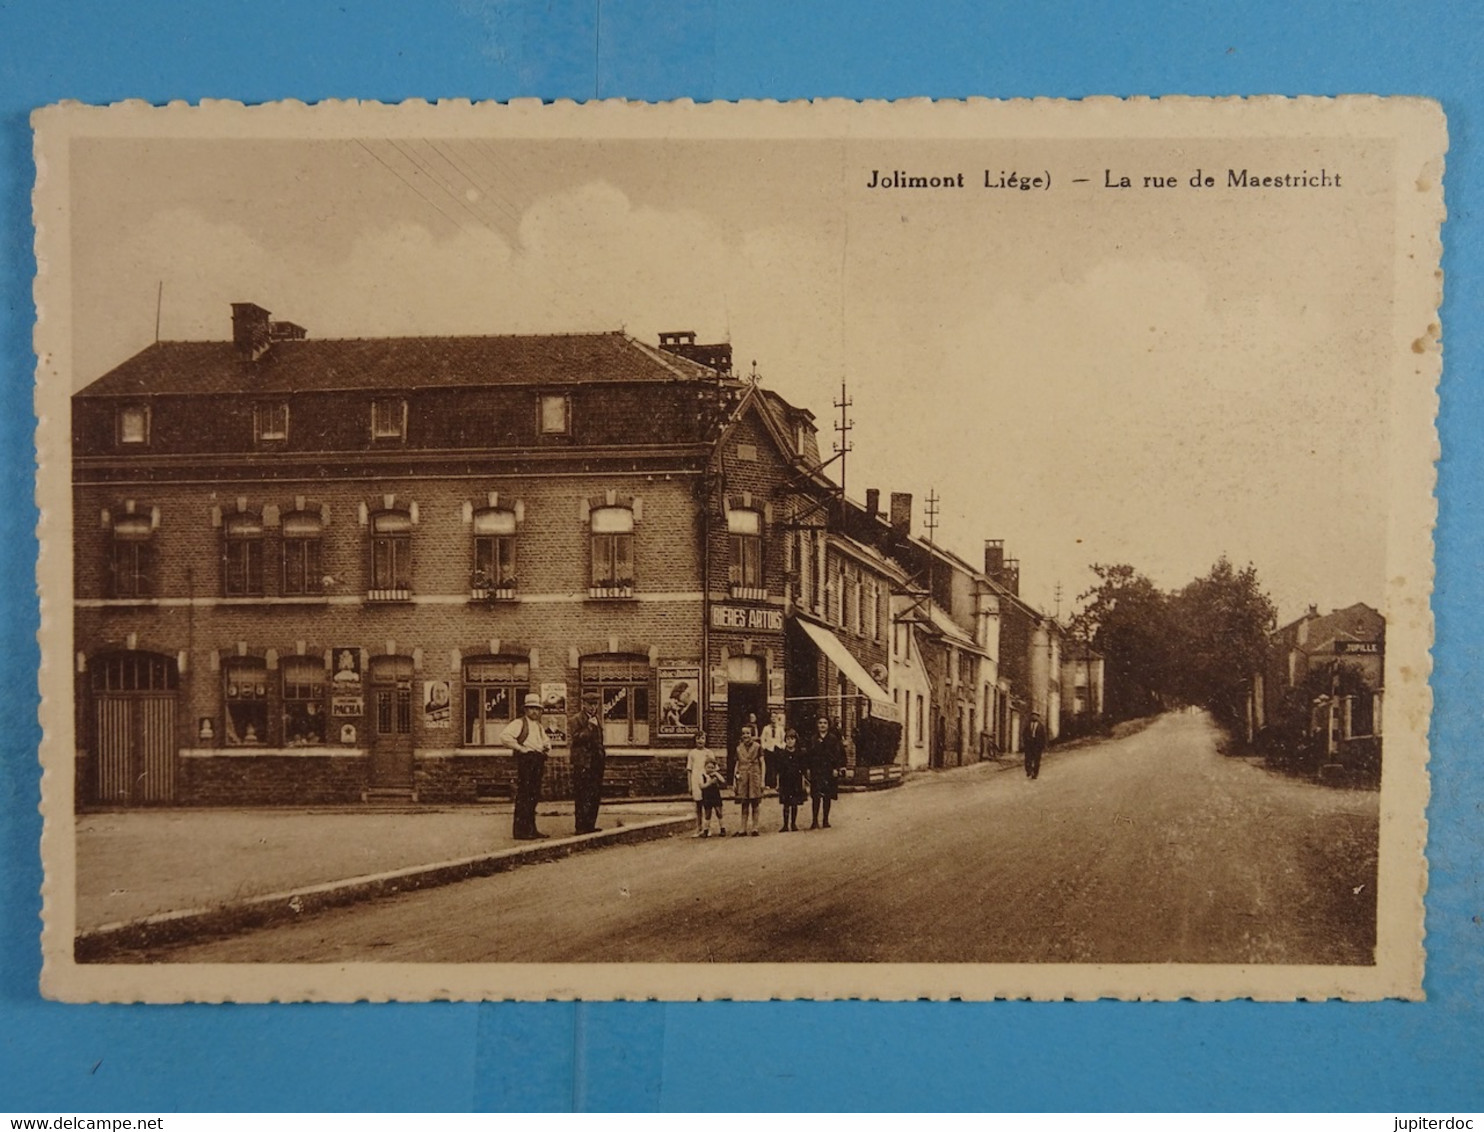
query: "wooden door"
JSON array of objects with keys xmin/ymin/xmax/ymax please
[
  {"xmin": 369, "ymin": 656, "xmax": 414, "ymax": 787},
  {"xmin": 92, "ymin": 653, "xmax": 178, "ymax": 804}
]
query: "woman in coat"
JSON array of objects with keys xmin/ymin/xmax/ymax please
[
  {"xmin": 806, "ymin": 714, "xmax": 846, "ymax": 829},
  {"xmin": 731, "ymin": 722, "xmax": 766, "ymax": 836}
]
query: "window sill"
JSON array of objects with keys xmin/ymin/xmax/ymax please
[
  {"xmin": 470, "ymin": 588, "xmax": 517, "ymax": 603},
  {"xmin": 728, "ymin": 585, "xmax": 769, "ymax": 601},
  {"xmin": 588, "ymin": 585, "xmax": 635, "ymax": 600},
  {"xmin": 366, "ymin": 588, "xmax": 413, "ymax": 603}
]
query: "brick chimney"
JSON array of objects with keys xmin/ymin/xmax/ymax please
[
  {"xmin": 658, "ymin": 330, "xmax": 733, "ymax": 375},
  {"xmin": 889, "ymin": 492, "xmax": 912, "ymax": 535},
  {"xmin": 231, "ymin": 302, "xmax": 273, "ymax": 361},
  {"xmin": 1003, "ymin": 558, "xmax": 1020, "ymax": 597},
  {"xmin": 865, "ymin": 488, "xmax": 880, "ymax": 521},
  {"xmin": 984, "ymin": 539, "xmax": 1004, "ymax": 577}
]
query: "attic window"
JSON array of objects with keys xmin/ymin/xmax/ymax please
[
  {"xmin": 254, "ymin": 402, "xmax": 289, "ymax": 442},
  {"xmin": 539, "ymin": 394, "xmax": 570, "ymax": 436},
  {"xmin": 117, "ymin": 405, "xmax": 150, "ymax": 446},
  {"xmin": 371, "ymin": 399, "xmax": 407, "ymax": 441}
]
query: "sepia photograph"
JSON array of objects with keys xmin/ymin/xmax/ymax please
[{"xmin": 33, "ymin": 96, "xmax": 1440, "ymax": 1002}]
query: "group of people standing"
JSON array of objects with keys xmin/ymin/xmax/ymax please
[
  {"xmin": 500, "ymin": 689, "xmax": 608, "ymax": 841},
  {"xmin": 688, "ymin": 711, "xmax": 847, "ymax": 837}
]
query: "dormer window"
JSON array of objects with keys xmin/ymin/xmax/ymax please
[
  {"xmin": 539, "ymin": 393, "xmax": 570, "ymax": 436},
  {"xmin": 117, "ymin": 404, "xmax": 150, "ymax": 446},
  {"xmin": 254, "ymin": 401, "xmax": 289, "ymax": 442},
  {"xmin": 371, "ymin": 398, "xmax": 407, "ymax": 441}
]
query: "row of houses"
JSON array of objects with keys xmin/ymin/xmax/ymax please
[
  {"xmin": 71, "ymin": 303, "xmax": 1104, "ymax": 806},
  {"xmin": 1244, "ymin": 601, "xmax": 1385, "ymax": 776}
]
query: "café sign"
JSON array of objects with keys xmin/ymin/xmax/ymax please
[{"xmin": 710, "ymin": 604, "xmax": 783, "ymax": 631}]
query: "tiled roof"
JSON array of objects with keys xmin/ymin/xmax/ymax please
[{"xmin": 76, "ymin": 331, "xmax": 720, "ymax": 397}]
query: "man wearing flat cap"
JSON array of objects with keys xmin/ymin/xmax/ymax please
[
  {"xmin": 501, "ymin": 692, "xmax": 552, "ymax": 839},
  {"xmin": 569, "ymin": 689, "xmax": 607, "ymax": 835}
]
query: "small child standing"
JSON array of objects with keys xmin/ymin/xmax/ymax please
[
  {"xmin": 698, "ymin": 755, "xmax": 727, "ymax": 838},
  {"xmin": 686, "ymin": 732, "xmax": 710, "ymax": 837}
]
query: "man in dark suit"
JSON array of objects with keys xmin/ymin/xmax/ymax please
[
  {"xmin": 570, "ymin": 689, "xmax": 607, "ymax": 834},
  {"xmin": 1023, "ymin": 711, "xmax": 1047, "ymax": 780}
]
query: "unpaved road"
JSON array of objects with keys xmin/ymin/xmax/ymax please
[{"xmin": 147, "ymin": 712, "xmax": 1378, "ymax": 964}]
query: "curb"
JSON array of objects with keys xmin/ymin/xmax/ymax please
[{"xmin": 75, "ymin": 815, "xmax": 693, "ymax": 961}]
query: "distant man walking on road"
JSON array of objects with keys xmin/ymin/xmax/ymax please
[
  {"xmin": 570, "ymin": 690, "xmax": 607, "ymax": 834},
  {"xmin": 501, "ymin": 693, "xmax": 552, "ymax": 839},
  {"xmin": 1024, "ymin": 711, "xmax": 1047, "ymax": 780}
]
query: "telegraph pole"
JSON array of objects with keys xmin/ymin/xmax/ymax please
[
  {"xmin": 833, "ymin": 378, "xmax": 853, "ymax": 525},
  {"xmin": 924, "ymin": 488, "xmax": 940, "ymax": 546}
]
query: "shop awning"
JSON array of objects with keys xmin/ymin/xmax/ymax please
[{"xmin": 795, "ymin": 618, "xmax": 897, "ymax": 720}]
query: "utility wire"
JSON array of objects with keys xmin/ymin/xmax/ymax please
[
  {"xmin": 355, "ymin": 139, "xmax": 475, "ymax": 236},
  {"xmin": 424, "ymin": 139, "xmax": 521, "ymax": 228},
  {"xmin": 388, "ymin": 138, "xmax": 504, "ymax": 238}
]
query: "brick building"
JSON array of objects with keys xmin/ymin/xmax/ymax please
[
  {"xmin": 72, "ymin": 305, "xmax": 823, "ymax": 807},
  {"xmin": 1247, "ymin": 601, "xmax": 1385, "ymax": 754}
]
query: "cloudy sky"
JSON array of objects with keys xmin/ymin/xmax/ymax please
[{"xmin": 68, "ymin": 128, "xmax": 1394, "ymax": 622}]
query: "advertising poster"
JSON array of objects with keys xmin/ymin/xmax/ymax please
[
  {"xmin": 657, "ymin": 664, "xmax": 701, "ymax": 737},
  {"xmin": 422, "ymin": 679, "xmax": 451, "ymax": 728},
  {"xmin": 541, "ymin": 681, "xmax": 568, "ymax": 746}
]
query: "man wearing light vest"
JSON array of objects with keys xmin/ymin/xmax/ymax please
[{"xmin": 502, "ymin": 693, "xmax": 552, "ymax": 839}]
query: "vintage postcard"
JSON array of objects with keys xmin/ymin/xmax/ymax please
[{"xmin": 32, "ymin": 97, "xmax": 1443, "ymax": 1002}]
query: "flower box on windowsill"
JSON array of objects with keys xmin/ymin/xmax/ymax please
[
  {"xmin": 588, "ymin": 582, "xmax": 634, "ymax": 600},
  {"xmin": 470, "ymin": 586, "xmax": 517, "ymax": 603},
  {"xmin": 728, "ymin": 584, "xmax": 769, "ymax": 602},
  {"xmin": 366, "ymin": 587, "xmax": 412, "ymax": 603}
]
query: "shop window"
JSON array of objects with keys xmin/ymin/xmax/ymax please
[
  {"xmin": 463, "ymin": 656, "xmax": 530, "ymax": 746},
  {"xmin": 581, "ymin": 655, "xmax": 651, "ymax": 746},
  {"xmin": 472, "ymin": 508, "xmax": 517, "ymax": 595},
  {"xmin": 253, "ymin": 401, "xmax": 289, "ymax": 443},
  {"xmin": 116, "ymin": 404, "xmax": 150, "ymax": 446},
  {"xmin": 371, "ymin": 398, "xmax": 407, "ymax": 441},
  {"xmin": 590, "ymin": 506, "xmax": 634, "ymax": 595},
  {"xmin": 280, "ymin": 510, "xmax": 324, "ymax": 596},
  {"xmin": 223, "ymin": 658, "xmax": 269, "ymax": 747},
  {"xmin": 281, "ymin": 656, "xmax": 327, "ymax": 746},
  {"xmin": 109, "ymin": 514, "xmax": 154, "ymax": 599},
  {"xmin": 727, "ymin": 508, "xmax": 764, "ymax": 593},
  {"xmin": 369, "ymin": 509, "xmax": 412, "ymax": 598},
  {"xmin": 223, "ymin": 512, "xmax": 265, "ymax": 597},
  {"xmin": 538, "ymin": 393, "xmax": 570, "ymax": 435}
]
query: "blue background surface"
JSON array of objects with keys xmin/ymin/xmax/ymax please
[{"xmin": 1, "ymin": 0, "xmax": 1480, "ymax": 1112}]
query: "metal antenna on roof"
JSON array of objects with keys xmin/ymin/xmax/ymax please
[
  {"xmin": 1054, "ymin": 581, "xmax": 1063, "ymax": 620},
  {"xmin": 924, "ymin": 488, "xmax": 940, "ymax": 547},
  {"xmin": 154, "ymin": 281, "xmax": 163, "ymax": 343}
]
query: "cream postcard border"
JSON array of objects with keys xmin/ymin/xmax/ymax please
[{"xmin": 33, "ymin": 96, "xmax": 1442, "ymax": 1002}]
